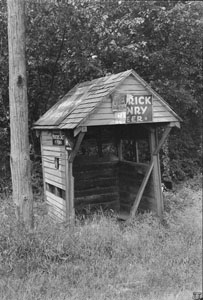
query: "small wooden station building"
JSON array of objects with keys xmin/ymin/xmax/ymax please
[{"xmin": 33, "ymin": 69, "xmax": 181, "ymax": 223}]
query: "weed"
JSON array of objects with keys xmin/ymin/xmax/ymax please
[{"xmin": 0, "ymin": 176, "xmax": 202, "ymax": 300}]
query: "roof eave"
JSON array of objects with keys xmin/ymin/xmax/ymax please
[
  {"xmin": 32, "ymin": 125, "xmax": 60, "ymax": 130},
  {"xmin": 130, "ymin": 70, "xmax": 182, "ymax": 123}
]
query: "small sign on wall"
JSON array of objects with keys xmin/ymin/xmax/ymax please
[
  {"xmin": 115, "ymin": 111, "xmax": 126, "ymax": 124},
  {"xmin": 52, "ymin": 132, "xmax": 64, "ymax": 145},
  {"xmin": 126, "ymin": 95, "xmax": 153, "ymax": 123},
  {"xmin": 111, "ymin": 92, "xmax": 126, "ymax": 111}
]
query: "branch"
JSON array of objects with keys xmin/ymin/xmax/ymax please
[{"xmin": 45, "ymin": 26, "xmax": 66, "ymax": 109}]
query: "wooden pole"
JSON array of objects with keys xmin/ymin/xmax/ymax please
[
  {"xmin": 7, "ymin": 0, "xmax": 33, "ymax": 228},
  {"xmin": 149, "ymin": 128, "xmax": 163, "ymax": 219}
]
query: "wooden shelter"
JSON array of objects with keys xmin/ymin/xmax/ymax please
[{"xmin": 33, "ymin": 69, "xmax": 181, "ymax": 223}]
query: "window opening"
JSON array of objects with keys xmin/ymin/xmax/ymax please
[
  {"xmin": 45, "ymin": 183, "xmax": 65, "ymax": 199},
  {"xmin": 55, "ymin": 187, "xmax": 63, "ymax": 198},
  {"xmin": 122, "ymin": 139, "xmax": 150, "ymax": 163},
  {"xmin": 54, "ymin": 157, "xmax": 60, "ymax": 169},
  {"xmin": 46, "ymin": 183, "xmax": 55, "ymax": 194}
]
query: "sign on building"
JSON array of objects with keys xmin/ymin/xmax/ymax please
[
  {"xmin": 126, "ymin": 95, "xmax": 153, "ymax": 123},
  {"xmin": 52, "ymin": 132, "xmax": 64, "ymax": 145},
  {"xmin": 111, "ymin": 92, "xmax": 126, "ymax": 111}
]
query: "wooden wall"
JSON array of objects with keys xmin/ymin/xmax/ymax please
[
  {"xmin": 41, "ymin": 131, "xmax": 66, "ymax": 222},
  {"xmin": 40, "ymin": 130, "xmax": 158, "ymax": 221},
  {"xmin": 73, "ymin": 156, "xmax": 157, "ymax": 215},
  {"xmin": 73, "ymin": 156, "xmax": 120, "ymax": 213},
  {"xmin": 83, "ymin": 75, "xmax": 178, "ymax": 126},
  {"xmin": 119, "ymin": 160, "xmax": 156, "ymax": 213},
  {"xmin": 45, "ymin": 190, "xmax": 66, "ymax": 221}
]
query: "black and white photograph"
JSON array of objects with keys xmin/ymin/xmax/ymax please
[{"xmin": 0, "ymin": 0, "xmax": 202, "ymax": 299}]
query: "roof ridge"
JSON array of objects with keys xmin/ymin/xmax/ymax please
[{"xmin": 77, "ymin": 70, "xmax": 132, "ymax": 86}]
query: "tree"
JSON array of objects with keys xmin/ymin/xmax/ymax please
[
  {"xmin": 1, "ymin": 0, "xmax": 202, "ymax": 185},
  {"xmin": 7, "ymin": 0, "xmax": 33, "ymax": 228}
]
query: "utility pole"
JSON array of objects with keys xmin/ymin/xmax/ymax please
[{"xmin": 7, "ymin": 0, "xmax": 33, "ymax": 228}]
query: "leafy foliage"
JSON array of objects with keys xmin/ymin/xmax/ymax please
[{"xmin": 0, "ymin": 0, "xmax": 202, "ymax": 181}]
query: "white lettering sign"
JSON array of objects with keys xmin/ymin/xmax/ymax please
[{"xmin": 126, "ymin": 94, "xmax": 153, "ymax": 123}]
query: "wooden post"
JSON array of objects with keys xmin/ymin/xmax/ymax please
[
  {"xmin": 135, "ymin": 140, "xmax": 139, "ymax": 163},
  {"xmin": 65, "ymin": 150, "xmax": 74, "ymax": 224},
  {"xmin": 153, "ymin": 126, "xmax": 171, "ymax": 155},
  {"xmin": 149, "ymin": 128, "xmax": 163, "ymax": 219},
  {"xmin": 69, "ymin": 132, "xmax": 85, "ymax": 163},
  {"xmin": 118, "ymin": 139, "xmax": 123, "ymax": 160},
  {"xmin": 115, "ymin": 127, "xmax": 123, "ymax": 161},
  {"xmin": 40, "ymin": 133, "xmax": 47, "ymax": 203},
  {"xmin": 65, "ymin": 149, "xmax": 70, "ymax": 221},
  {"xmin": 65, "ymin": 132, "xmax": 85, "ymax": 224},
  {"xmin": 155, "ymin": 128, "xmax": 163, "ymax": 212},
  {"xmin": 68, "ymin": 161, "xmax": 74, "ymax": 224}
]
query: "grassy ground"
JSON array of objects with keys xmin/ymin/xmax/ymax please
[{"xmin": 0, "ymin": 175, "xmax": 202, "ymax": 300}]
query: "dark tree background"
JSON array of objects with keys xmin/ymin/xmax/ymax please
[{"xmin": 0, "ymin": 0, "xmax": 202, "ymax": 187}]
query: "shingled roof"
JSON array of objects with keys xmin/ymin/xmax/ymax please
[{"xmin": 33, "ymin": 69, "xmax": 181, "ymax": 130}]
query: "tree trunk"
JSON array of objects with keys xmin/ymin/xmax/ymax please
[{"xmin": 7, "ymin": 0, "xmax": 33, "ymax": 228}]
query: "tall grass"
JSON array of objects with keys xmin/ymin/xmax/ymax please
[{"xmin": 0, "ymin": 176, "xmax": 202, "ymax": 300}]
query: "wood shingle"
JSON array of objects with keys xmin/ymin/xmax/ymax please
[{"xmin": 33, "ymin": 69, "xmax": 181, "ymax": 130}]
